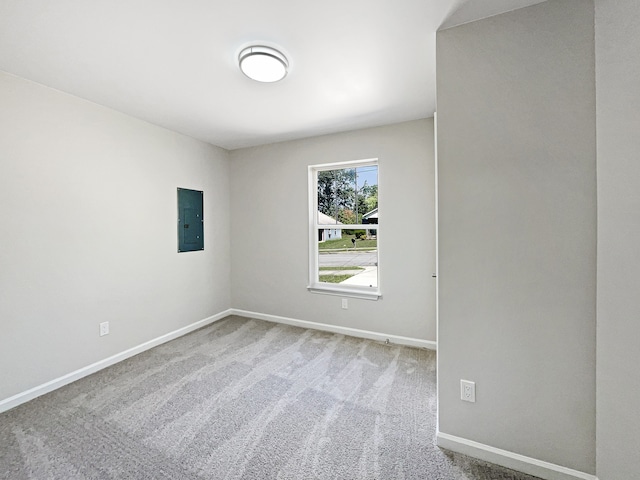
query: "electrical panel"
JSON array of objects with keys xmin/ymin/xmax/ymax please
[{"xmin": 177, "ymin": 188, "xmax": 204, "ymax": 252}]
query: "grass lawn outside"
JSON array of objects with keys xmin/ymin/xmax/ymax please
[
  {"xmin": 318, "ymin": 234, "xmax": 377, "ymax": 251},
  {"xmin": 319, "ymin": 274, "xmax": 355, "ymax": 283},
  {"xmin": 319, "ymin": 266, "xmax": 364, "ymax": 271}
]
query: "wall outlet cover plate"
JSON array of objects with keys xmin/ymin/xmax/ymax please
[{"xmin": 461, "ymin": 379, "xmax": 476, "ymax": 402}]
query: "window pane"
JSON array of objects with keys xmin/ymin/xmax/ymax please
[
  {"xmin": 357, "ymin": 164, "xmax": 378, "ymax": 223},
  {"xmin": 317, "ymin": 229, "xmax": 378, "ymax": 288},
  {"xmin": 317, "ymin": 165, "xmax": 378, "ymax": 225}
]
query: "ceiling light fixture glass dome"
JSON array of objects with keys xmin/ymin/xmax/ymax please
[{"xmin": 238, "ymin": 45, "xmax": 289, "ymax": 83}]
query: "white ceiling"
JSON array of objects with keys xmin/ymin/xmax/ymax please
[
  {"xmin": 0, "ymin": 0, "xmax": 544, "ymax": 150},
  {"xmin": 440, "ymin": 0, "xmax": 548, "ymax": 29}
]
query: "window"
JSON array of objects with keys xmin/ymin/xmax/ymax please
[{"xmin": 308, "ymin": 159, "xmax": 380, "ymax": 300}]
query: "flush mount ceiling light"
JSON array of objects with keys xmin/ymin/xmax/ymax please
[{"xmin": 238, "ymin": 45, "xmax": 289, "ymax": 83}]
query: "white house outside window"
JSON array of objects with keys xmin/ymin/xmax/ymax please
[{"xmin": 308, "ymin": 159, "xmax": 380, "ymax": 300}]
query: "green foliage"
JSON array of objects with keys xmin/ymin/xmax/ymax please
[
  {"xmin": 317, "ymin": 167, "xmax": 377, "ymax": 223},
  {"xmin": 338, "ymin": 209, "xmax": 356, "ymax": 224},
  {"xmin": 360, "ymin": 182, "xmax": 378, "ymax": 216},
  {"xmin": 361, "ymin": 183, "xmax": 377, "ymax": 198},
  {"xmin": 319, "ymin": 274, "xmax": 355, "ymax": 283},
  {"xmin": 319, "ymin": 266, "xmax": 364, "ymax": 271},
  {"xmin": 317, "ymin": 168, "xmax": 355, "ymax": 219},
  {"xmin": 340, "ymin": 229, "xmax": 366, "ymax": 238},
  {"xmin": 365, "ymin": 192, "xmax": 378, "ymax": 213}
]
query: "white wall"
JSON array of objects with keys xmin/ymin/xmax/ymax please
[
  {"xmin": 436, "ymin": 0, "xmax": 596, "ymax": 474},
  {"xmin": 230, "ymin": 119, "xmax": 436, "ymax": 341},
  {"xmin": 0, "ymin": 72, "xmax": 231, "ymax": 402},
  {"xmin": 595, "ymin": 1, "xmax": 640, "ymax": 478}
]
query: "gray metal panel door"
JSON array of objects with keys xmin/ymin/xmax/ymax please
[{"xmin": 177, "ymin": 188, "xmax": 203, "ymax": 252}]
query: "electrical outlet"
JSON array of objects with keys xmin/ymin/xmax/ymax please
[
  {"xmin": 460, "ymin": 380, "xmax": 476, "ymax": 402},
  {"xmin": 99, "ymin": 321, "xmax": 110, "ymax": 337},
  {"xmin": 341, "ymin": 298, "xmax": 348, "ymax": 310}
]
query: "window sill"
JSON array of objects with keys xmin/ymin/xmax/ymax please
[{"xmin": 307, "ymin": 284, "xmax": 381, "ymax": 301}]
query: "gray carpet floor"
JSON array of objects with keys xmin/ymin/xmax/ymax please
[{"xmin": 0, "ymin": 315, "xmax": 541, "ymax": 480}]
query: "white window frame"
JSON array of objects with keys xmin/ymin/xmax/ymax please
[{"xmin": 307, "ymin": 158, "xmax": 381, "ymax": 300}]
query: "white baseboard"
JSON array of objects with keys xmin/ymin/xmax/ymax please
[
  {"xmin": 0, "ymin": 309, "xmax": 232, "ymax": 414},
  {"xmin": 436, "ymin": 431, "xmax": 597, "ymax": 480},
  {"xmin": 230, "ymin": 308, "xmax": 437, "ymax": 350}
]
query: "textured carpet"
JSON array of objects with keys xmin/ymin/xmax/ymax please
[{"xmin": 0, "ymin": 315, "xmax": 540, "ymax": 480}]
